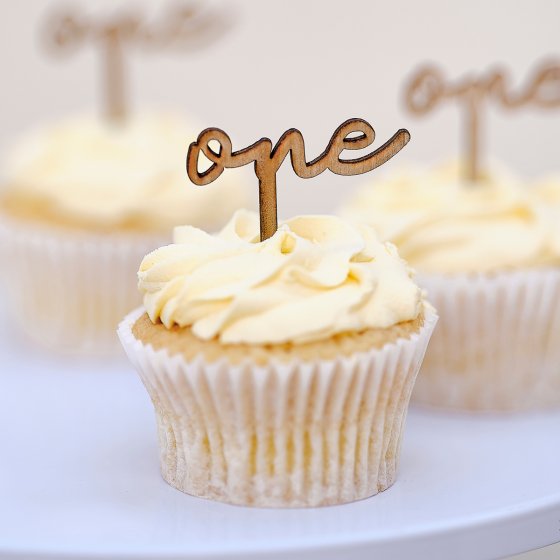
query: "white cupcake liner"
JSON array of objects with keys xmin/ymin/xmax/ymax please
[
  {"xmin": 0, "ymin": 214, "xmax": 167, "ymax": 354},
  {"xmin": 118, "ymin": 306, "xmax": 437, "ymax": 507},
  {"xmin": 414, "ymin": 269, "xmax": 560, "ymax": 411}
]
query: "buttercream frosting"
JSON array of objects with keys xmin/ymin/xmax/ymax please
[
  {"xmin": 1, "ymin": 113, "xmax": 251, "ymax": 232},
  {"xmin": 138, "ymin": 210, "xmax": 423, "ymax": 345},
  {"xmin": 342, "ymin": 161, "xmax": 560, "ymax": 274}
]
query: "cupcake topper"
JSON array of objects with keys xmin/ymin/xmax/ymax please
[
  {"xmin": 45, "ymin": 3, "xmax": 231, "ymax": 123},
  {"xmin": 404, "ymin": 60, "xmax": 560, "ymax": 182},
  {"xmin": 187, "ymin": 119, "xmax": 411, "ymax": 241}
]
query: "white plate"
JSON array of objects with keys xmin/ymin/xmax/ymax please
[{"xmin": 1, "ymin": 321, "xmax": 559, "ymax": 560}]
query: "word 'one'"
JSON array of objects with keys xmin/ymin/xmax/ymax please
[{"xmin": 187, "ymin": 118, "xmax": 410, "ymax": 240}]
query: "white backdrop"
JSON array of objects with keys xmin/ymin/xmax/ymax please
[{"xmin": 1, "ymin": 0, "xmax": 559, "ymax": 220}]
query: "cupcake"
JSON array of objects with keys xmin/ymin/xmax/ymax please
[
  {"xmin": 118, "ymin": 210, "xmax": 437, "ymax": 507},
  {"xmin": 0, "ymin": 113, "xmax": 250, "ymax": 353},
  {"xmin": 342, "ymin": 161, "xmax": 560, "ymax": 411}
]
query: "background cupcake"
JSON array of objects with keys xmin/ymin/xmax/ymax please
[
  {"xmin": 342, "ymin": 161, "xmax": 560, "ymax": 411},
  {"xmin": 119, "ymin": 210, "xmax": 437, "ymax": 507},
  {"xmin": 0, "ymin": 113, "xmax": 250, "ymax": 354}
]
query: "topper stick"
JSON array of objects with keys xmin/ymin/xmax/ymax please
[
  {"xmin": 103, "ymin": 27, "xmax": 126, "ymax": 122},
  {"xmin": 465, "ymin": 89, "xmax": 480, "ymax": 183},
  {"xmin": 45, "ymin": 4, "xmax": 231, "ymax": 123},
  {"xmin": 187, "ymin": 119, "xmax": 411, "ymax": 241},
  {"xmin": 404, "ymin": 60, "xmax": 560, "ymax": 182},
  {"xmin": 259, "ymin": 172, "xmax": 278, "ymax": 240}
]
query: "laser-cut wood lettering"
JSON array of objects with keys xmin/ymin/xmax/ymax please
[
  {"xmin": 187, "ymin": 119, "xmax": 411, "ymax": 241},
  {"xmin": 45, "ymin": 3, "xmax": 231, "ymax": 122},
  {"xmin": 404, "ymin": 60, "xmax": 560, "ymax": 181}
]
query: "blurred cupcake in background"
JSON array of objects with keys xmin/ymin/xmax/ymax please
[
  {"xmin": 0, "ymin": 4, "xmax": 250, "ymax": 354},
  {"xmin": 0, "ymin": 113, "xmax": 250, "ymax": 354},
  {"xmin": 341, "ymin": 160, "xmax": 560, "ymax": 411}
]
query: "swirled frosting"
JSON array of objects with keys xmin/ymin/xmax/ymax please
[
  {"xmin": 138, "ymin": 210, "xmax": 423, "ymax": 345},
  {"xmin": 342, "ymin": 161, "xmax": 560, "ymax": 274},
  {"xmin": 1, "ymin": 113, "xmax": 251, "ymax": 232}
]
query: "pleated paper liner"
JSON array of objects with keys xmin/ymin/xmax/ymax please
[
  {"xmin": 0, "ymin": 214, "xmax": 167, "ymax": 355},
  {"xmin": 118, "ymin": 306, "xmax": 437, "ymax": 507},
  {"xmin": 414, "ymin": 269, "xmax": 560, "ymax": 411}
]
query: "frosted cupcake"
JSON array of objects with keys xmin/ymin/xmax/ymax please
[
  {"xmin": 0, "ymin": 113, "xmax": 250, "ymax": 353},
  {"xmin": 118, "ymin": 210, "xmax": 437, "ymax": 507},
  {"xmin": 342, "ymin": 161, "xmax": 560, "ymax": 411}
]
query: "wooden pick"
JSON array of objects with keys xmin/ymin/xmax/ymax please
[
  {"xmin": 404, "ymin": 60, "xmax": 560, "ymax": 182},
  {"xmin": 187, "ymin": 119, "xmax": 411, "ymax": 241},
  {"xmin": 45, "ymin": 3, "xmax": 231, "ymax": 123}
]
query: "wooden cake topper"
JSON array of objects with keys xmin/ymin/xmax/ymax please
[
  {"xmin": 187, "ymin": 119, "xmax": 411, "ymax": 241},
  {"xmin": 404, "ymin": 60, "xmax": 560, "ymax": 182},
  {"xmin": 45, "ymin": 3, "xmax": 231, "ymax": 123}
]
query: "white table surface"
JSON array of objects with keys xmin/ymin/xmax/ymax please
[{"xmin": 1, "ymin": 320, "xmax": 559, "ymax": 560}]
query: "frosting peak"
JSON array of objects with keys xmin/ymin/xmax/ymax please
[{"xmin": 138, "ymin": 211, "xmax": 423, "ymax": 345}]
